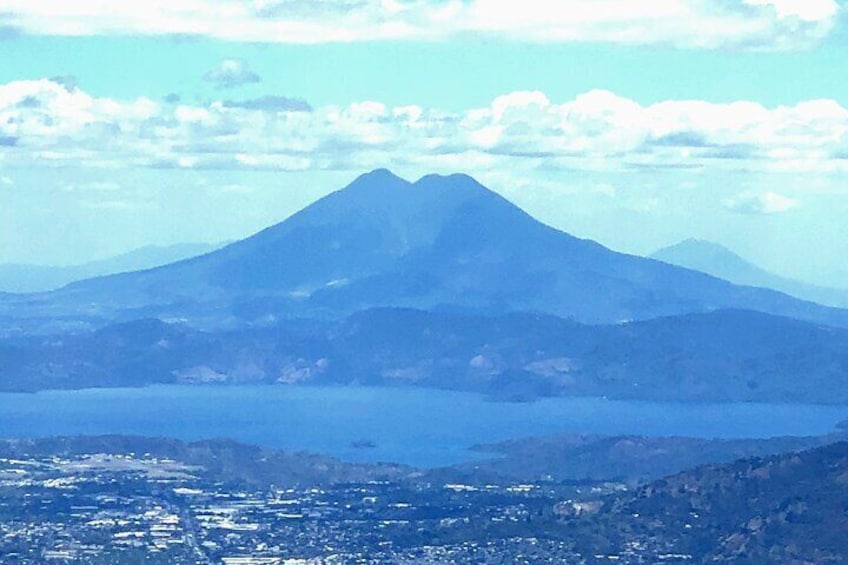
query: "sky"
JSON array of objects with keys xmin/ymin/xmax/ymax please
[{"xmin": 0, "ymin": 0, "xmax": 847, "ymax": 286}]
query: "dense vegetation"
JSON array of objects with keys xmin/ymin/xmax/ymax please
[{"xmin": 3, "ymin": 307, "xmax": 848, "ymax": 404}]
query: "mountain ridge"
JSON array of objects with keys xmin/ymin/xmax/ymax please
[
  {"xmin": 5, "ymin": 306, "xmax": 848, "ymax": 404},
  {"xmin": 4, "ymin": 169, "xmax": 848, "ymax": 331},
  {"xmin": 0, "ymin": 242, "xmax": 223, "ymax": 294}
]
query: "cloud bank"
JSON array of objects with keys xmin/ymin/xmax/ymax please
[
  {"xmin": 1, "ymin": 79, "xmax": 846, "ymax": 177},
  {"xmin": 0, "ymin": 0, "xmax": 842, "ymax": 50}
]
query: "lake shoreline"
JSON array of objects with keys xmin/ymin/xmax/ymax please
[{"xmin": 2, "ymin": 384, "xmax": 847, "ymax": 467}]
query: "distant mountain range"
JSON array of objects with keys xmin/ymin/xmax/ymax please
[
  {"xmin": 0, "ymin": 242, "xmax": 223, "ymax": 293},
  {"xmin": 7, "ymin": 169, "xmax": 848, "ymax": 332},
  {"xmin": 4, "ymin": 307, "xmax": 848, "ymax": 404},
  {"xmin": 2, "ymin": 169, "xmax": 848, "ymax": 400},
  {"xmin": 651, "ymin": 238, "xmax": 848, "ymax": 308}
]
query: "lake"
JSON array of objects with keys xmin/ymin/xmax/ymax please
[{"xmin": 1, "ymin": 385, "xmax": 846, "ymax": 467}]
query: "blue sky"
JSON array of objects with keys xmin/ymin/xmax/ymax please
[
  {"xmin": 1, "ymin": 0, "xmax": 847, "ymax": 286},
  {"xmin": 3, "ymin": 35, "xmax": 848, "ymax": 110}
]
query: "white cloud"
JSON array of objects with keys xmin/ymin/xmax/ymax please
[
  {"xmin": 724, "ymin": 191, "xmax": 799, "ymax": 214},
  {"xmin": 202, "ymin": 59, "xmax": 261, "ymax": 89},
  {"xmin": 745, "ymin": 0, "xmax": 840, "ymax": 21},
  {"xmin": 222, "ymin": 95, "xmax": 312, "ymax": 112},
  {"xmin": 0, "ymin": 0, "xmax": 841, "ymax": 50},
  {"xmin": 1, "ymin": 79, "xmax": 847, "ymax": 178}
]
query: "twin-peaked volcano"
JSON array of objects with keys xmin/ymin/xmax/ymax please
[{"xmin": 35, "ymin": 169, "xmax": 848, "ymax": 328}]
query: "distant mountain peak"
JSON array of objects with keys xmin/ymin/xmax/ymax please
[
  {"xmin": 343, "ymin": 170, "xmax": 493, "ymax": 202},
  {"xmin": 363, "ymin": 167, "xmax": 406, "ymax": 181},
  {"xmin": 415, "ymin": 171, "xmax": 479, "ymax": 185},
  {"xmin": 666, "ymin": 237, "xmax": 727, "ymax": 251},
  {"xmin": 677, "ymin": 238, "xmax": 741, "ymax": 253},
  {"xmin": 324, "ymin": 169, "xmax": 502, "ymax": 225},
  {"xmin": 654, "ymin": 239, "xmax": 750, "ymax": 267},
  {"xmin": 345, "ymin": 168, "xmax": 410, "ymax": 192},
  {"xmin": 345, "ymin": 169, "xmax": 493, "ymax": 197},
  {"xmin": 651, "ymin": 238, "xmax": 848, "ymax": 308}
]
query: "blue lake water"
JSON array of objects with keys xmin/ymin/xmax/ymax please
[{"xmin": 0, "ymin": 385, "xmax": 846, "ymax": 467}]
